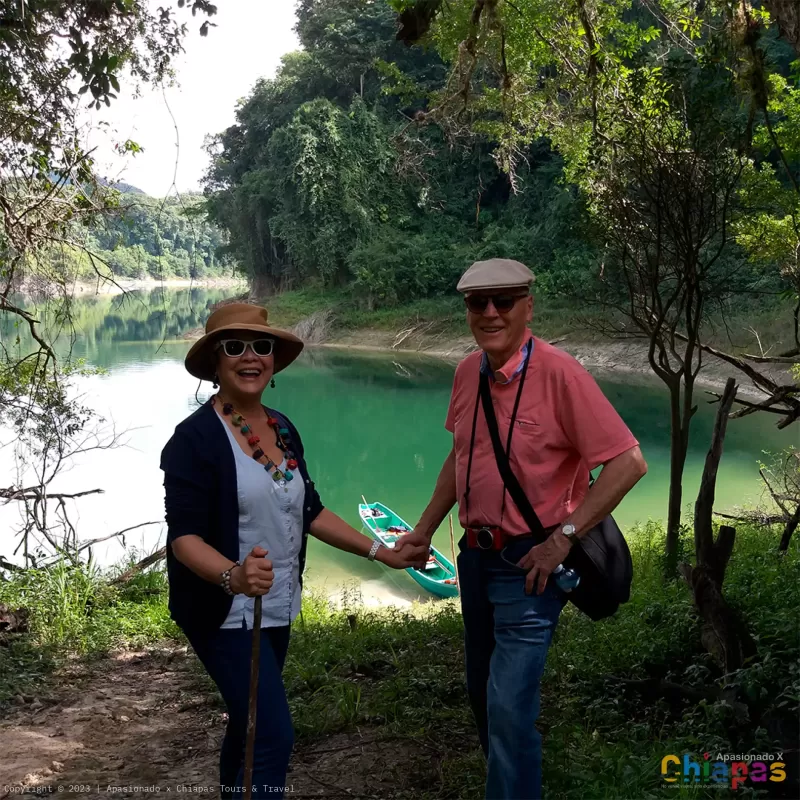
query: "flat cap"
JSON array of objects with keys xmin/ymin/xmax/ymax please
[{"xmin": 456, "ymin": 258, "xmax": 535, "ymax": 293}]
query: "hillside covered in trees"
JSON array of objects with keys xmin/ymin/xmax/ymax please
[
  {"xmin": 79, "ymin": 194, "xmax": 234, "ymax": 282},
  {"xmin": 202, "ymin": 0, "xmax": 599, "ymax": 304},
  {"xmin": 202, "ymin": 0, "xmax": 795, "ymax": 318}
]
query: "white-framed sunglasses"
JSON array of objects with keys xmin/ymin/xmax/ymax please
[{"xmin": 214, "ymin": 338, "xmax": 275, "ymax": 358}]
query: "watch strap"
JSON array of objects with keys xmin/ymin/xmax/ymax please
[{"xmin": 367, "ymin": 540, "xmax": 383, "ymax": 561}]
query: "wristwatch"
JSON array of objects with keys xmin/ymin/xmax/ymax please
[
  {"xmin": 559, "ymin": 523, "xmax": 577, "ymax": 544},
  {"xmin": 367, "ymin": 540, "xmax": 383, "ymax": 561}
]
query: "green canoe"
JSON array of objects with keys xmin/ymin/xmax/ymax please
[{"xmin": 358, "ymin": 501, "xmax": 459, "ymax": 599}]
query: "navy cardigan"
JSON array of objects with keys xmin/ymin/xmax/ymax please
[{"xmin": 160, "ymin": 400, "xmax": 324, "ymax": 641}]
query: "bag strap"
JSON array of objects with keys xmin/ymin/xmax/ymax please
[{"xmin": 478, "ymin": 369, "xmax": 549, "ymax": 543}]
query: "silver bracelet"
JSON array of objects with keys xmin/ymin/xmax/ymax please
[
  {"xmin": 221, "ymin": 561, "xmax": 241, "ymax": 595},
  {"xmin": 366, "ymin": 540, "xmax": 383, "ymax": 562}
]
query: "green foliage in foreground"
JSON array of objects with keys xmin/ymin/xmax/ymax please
[{"xmin": 1, "ymin": 522, "xmax": 797, "ymax": 799}]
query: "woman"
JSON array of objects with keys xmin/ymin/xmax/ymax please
[{"xmin": 160, "ymin": 303, "xmax": 427, "ymax": 798}]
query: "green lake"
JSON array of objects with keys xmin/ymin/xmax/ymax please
[{"xmin": 0, "ymin": 288, "xmax": 794, "ymax": 605}]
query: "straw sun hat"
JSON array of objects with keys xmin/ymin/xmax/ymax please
[{"xmin": 185, "ymin": 303, "xmax": 304, "ymax": 382}]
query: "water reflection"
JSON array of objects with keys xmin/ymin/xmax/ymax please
[{"xmin": 1, "ymin": 287, "xmax": 232, "ymax": 367}]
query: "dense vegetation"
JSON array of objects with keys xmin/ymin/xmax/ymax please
[
  {"xmin": 1, "ymin": 522, "xmax": 797, "ymax": 798},
  {"xmin": 85, "ymin": 194, "xmax": 234, "ymax": 281},
  {"xmin": 203, "ymin": 0, "xmax": 794, "ymax": 323},
  {"xmin": 38, "ymin": 193, "xmax": 237, "ymax": 284},
  {"xmin": 202, "ymin": 0, "xmax": 600, "ymax": 305}
]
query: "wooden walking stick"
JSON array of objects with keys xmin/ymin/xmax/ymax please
[
  {"xmin": 243, "ymin": 594, "xmax": 263, "ymax": 800},
  {"xmin": 448, "ymin": 514, "xmax": 459, "ymax": 595}
]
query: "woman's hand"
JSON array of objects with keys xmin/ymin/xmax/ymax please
[
  {"xmin": 376, "ymin": 541, "xmax": 429, "ymax": 570},
  {"xmin": 393, "ymin": 530, "xmax": 431, "ymax": 556},
  {"xmin": 229, "ymin": 546, "xmax": 274, "ymax": 596}
]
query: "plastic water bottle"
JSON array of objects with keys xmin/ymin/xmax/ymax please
[{"xmin": 552, "ymin": 564, "xmax": 580, "ymax": 593}]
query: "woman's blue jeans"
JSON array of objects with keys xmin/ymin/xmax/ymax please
[
  {"xmin": 189, "ymin": 623, "xmax": 293, "ymax": 798},
  {"xmin": 457, "ymin": 536, "xmax": 567, "ymax": 800}
]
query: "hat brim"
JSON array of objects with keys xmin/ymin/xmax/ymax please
[
  {"xmin": 458, "ymin": 282, "xmax": 533, "ymax": 293},
  {"xmin": 185, "ymin": 322, "xmax": 304, "ymax": 382}
]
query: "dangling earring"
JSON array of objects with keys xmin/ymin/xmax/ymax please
[
  {"xmin": 213, "ymin": 374, "xmax": 219, "ymax": 389},
  {"xmin": 270, "ymin": 378, "xmax": 276, "ymax": 389}
]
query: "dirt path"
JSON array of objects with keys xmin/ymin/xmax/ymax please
[{"xmin": 0, "ymin": 646, "xmax": 430, "ymax": 799}]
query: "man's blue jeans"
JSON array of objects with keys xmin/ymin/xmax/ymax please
[
  {"xmin": 189, "ymin": 624, "xmax": 293, "ymax": 798},
  {"xmin": 458, "ymin": 536, "xmax": 567, "ymax": 800}
]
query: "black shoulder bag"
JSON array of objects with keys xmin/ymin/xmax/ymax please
[{"xmin": 478, "ymin": 368, "xmax": 632, "ymax": 621}]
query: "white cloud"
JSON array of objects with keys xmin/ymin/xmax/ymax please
[{"xmin": 88, "ymin": 0, "xmax": 300, "ymax": 197}]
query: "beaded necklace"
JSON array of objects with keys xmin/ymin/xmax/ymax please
[{"xmin": 212, "ymin": 395, "xmax": 299, "ymax": 488}]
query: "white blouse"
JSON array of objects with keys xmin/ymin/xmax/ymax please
[{"xmin": 216, "ymin": 413, "xmax": 304, "ymax": 629}]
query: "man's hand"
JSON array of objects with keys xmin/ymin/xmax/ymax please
[
  {"xmin": 393, "ymin": 530, "xmax": 430, "ymax": 555},
  {"xmin": 230, "ymin": 546, "xmax": 274, "ymax": 596},
  {"xmin": 388, "ymin": 531, "xmax": 431, "ymax": 569},
  {"xmin": 378, "ymin": 541, "xmax": 430, "ymax": 570},
  {"xmin": 516, "ymin": 532, "xmax": 572, "ymax": 595}
]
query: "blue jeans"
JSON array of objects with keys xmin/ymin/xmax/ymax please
[
  {"xmin": 458, "ymin": 536, "xmax": 566, "ymax": 800},
  {"xmin": 189, "ymin": 624, "xmax": 293, "ymax": 798}
]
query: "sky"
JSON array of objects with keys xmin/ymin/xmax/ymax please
[{"xmin": 88, "ymin": 0, "xmax": 300, "ymax": 197}]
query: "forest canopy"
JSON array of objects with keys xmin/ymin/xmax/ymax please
[
  {"xmin": 202, "ymin": 0, "xmax": 597, "ymax": 304},
  {"xmin": 203, "ymin": 0, "xmax": 797, "ymax": 320},
  {"xmin": 86, "ymin": 193, "xmax": 234, "ymax": 281}
]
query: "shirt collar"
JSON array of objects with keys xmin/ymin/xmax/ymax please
[{"xmin": 480, "ymin": 333, "xmax": 534, "ymax": 384}]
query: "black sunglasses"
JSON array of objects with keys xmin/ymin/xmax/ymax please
[
  {"xmin": 464, "ymin": 293, "xmax": 528, "ymax": 314},
  {"xmin": 215, "ymin": 338, "xmax": 275, "ymax": 357}
]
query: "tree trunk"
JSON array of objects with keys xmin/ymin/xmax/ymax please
[
  {"xmin": 249, "ymin": 270, "xmax": 277, "ymax": 301},
  {"xmin": 695, "ymin": 378, "xmax": 735, "ymax": 564},
  {"xmin": 680, "ymin": 559, "xmax": 757, "ymax": 674},
  {"xmin": 681, "ymin": 379, "xmax": 758, "ymax": 674},
  {"xmin": 665, "ymin": 382, "xmax": 688, "ymax": 576},
  {"xmin": 779, "ymin": 504, "xmax": 800, "ymax": 552},
  {"xmin": 763, "ymin": 0, "xmax": 800, "ymax": 55}
]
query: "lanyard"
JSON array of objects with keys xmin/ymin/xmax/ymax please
[{"xmin": 464, "ymin": 340, "xmax": 532, "ymax": 527}]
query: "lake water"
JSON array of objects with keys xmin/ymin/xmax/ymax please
[{"xmin": 0, "ymin": 288, "xmax": 793, "ymax": 605}]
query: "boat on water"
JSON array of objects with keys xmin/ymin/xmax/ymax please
[{"xmin": 358, "ymin": 501, "xmax": 459, "ymax": 598}]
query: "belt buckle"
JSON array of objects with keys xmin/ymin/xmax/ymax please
[{"xmin": 476, "ymin": 527, "xmax": 495, "ymax": 550}]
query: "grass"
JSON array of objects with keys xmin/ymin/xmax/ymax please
[
  {"xmin": 1, "ymin": 522, "xmax": 797, "ymax": 799},
  {"xmin": 0, "ymin": 556, "xmax": 179, "ymax": 706},
  {"xmin": 265, "ymin": 287, "xmax": 467, "ymax": 336}
]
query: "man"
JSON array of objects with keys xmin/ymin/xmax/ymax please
[{"xmin": 395, "ymin": 258, "xmax": 647, "ymax": 800}]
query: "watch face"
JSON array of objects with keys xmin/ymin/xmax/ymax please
[{"xmin": 562, "ymin": 524, "xmax": 576, "ymax": 537}]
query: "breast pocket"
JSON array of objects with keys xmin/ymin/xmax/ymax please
[
  {"xmin": 509, "ymin": 417, "xmax": 547, "ymax": 496},
  {"xmin": 514, "ymin": 417, "xmax": 542, "ymax": 436}
]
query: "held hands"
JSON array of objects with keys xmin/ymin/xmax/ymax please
[
  {"xmin": 229, "ymin": 546, "xmax": 274, "ymax": 597},
  {"xmin": 381, "ymin": 531, "xmax": 429, "ymax": 570},
  {"xmin": 516, "ymin": 531, "xmax": 572, "ymax": 595}
]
